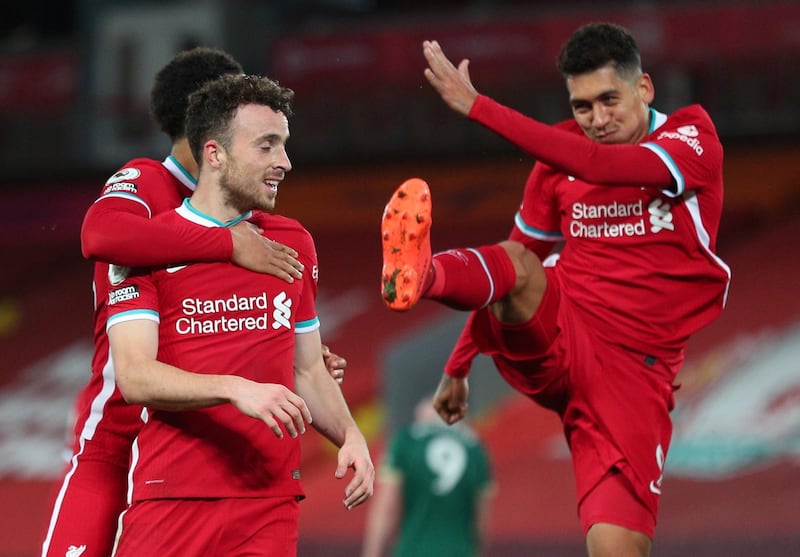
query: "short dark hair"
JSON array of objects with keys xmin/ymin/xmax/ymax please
[
  {"xmin": 185, "ymin": 73, "xmax": 295, "ymax": 164},
  {"xmin": 149, "ymin": 47, "xmax": 243, "ymax": 141},
  {"xmin": 556, "ymin": 23, "xmax": 642, "ymax": 82}
]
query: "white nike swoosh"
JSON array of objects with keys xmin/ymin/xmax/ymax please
[
  {"xmin": 649, "ymin": 481, "xmax": 662, "ymax": 495},
  {"xmin": 166, "ymin": 265, "xmax": 188, "ymax": 274}
]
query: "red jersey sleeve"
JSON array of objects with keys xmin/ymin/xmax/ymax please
[
  {"xmin": 81, "ymin": 159, "xmax": 232, "ymax": 267},
  {"xmin": 82, "ymin": 200, "xmax": 232, "ymax": 267},
  {"xmin": 444, "ymin": 314, "xmax": 480, "ymax": 378},
  {"xmin": 105, "ymin": 268, "xmax": 160, "ymax": 331},
  {"xmin": 294, "ymin": 226, "xmax": 319, "ymax": 329},
  {"xmin": 508, "ymin": 163, "xmax": 563, "ymax": 259},
  {"xmin": 468, "ymin": 95, "xmax": 673, "ymax": 189},
  {"xmin": 639, "ymin": 104, "xmax": 723, "ymax": 198}
]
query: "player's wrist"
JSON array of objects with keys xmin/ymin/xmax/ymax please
[
  {"xmin": 444, "ymin": 365, "xmax": 470, "ymax": 379},
  {"xmin": 339, "ymin": 425, "xmax": 368, "ymax": 449},
  {"xmin": 219, "ymin": 374, "xmax": 248, "ymax": 404}
]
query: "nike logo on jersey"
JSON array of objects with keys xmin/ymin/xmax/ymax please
[{"xmin": 166, "ymin": 264, "xmax": 189, "ymax": 274}]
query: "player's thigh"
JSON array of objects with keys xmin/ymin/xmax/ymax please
[
  {"xmin": 492, "ymin": 240, "xmax": 547, "ymax": 323},
  {"xmin": 586, "ymin": 522, "xmax": 651, "ymax": 557}
]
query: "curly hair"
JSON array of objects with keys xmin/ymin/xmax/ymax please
[
  {"xmin": 149, "ymin": 47, "xmax": 243, "ymax": 141},
  {"xmin": 185, "ymin": 73, "xmax": 295, "ymax": 164},
  {"xmin": 556, "ymin": 23, "xmax": 642, "ymax": 82}
]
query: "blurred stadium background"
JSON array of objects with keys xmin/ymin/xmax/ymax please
[{"xmin": 1, "ymin": 1, "xmax": 798, "ymax": 555}]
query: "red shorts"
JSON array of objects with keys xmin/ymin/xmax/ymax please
[
  {"xmin": 580, "ymin": 468, "xmax": 655, "ymax": 538},
  {"xmin": 40, "ymin": 434, "xmax": 131, "ymax": 557},
  {"xmin": 114, "ymin": 497, "xmax": 299, "ymax": 557},
  {"xmin": 470, "ymin": 266, "xmax": 678, "ymax": 538}
]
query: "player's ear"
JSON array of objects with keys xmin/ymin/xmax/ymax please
[
  {"xmin": 638, "ymin": 73, "xmax": 655, "ymax": 105},
  {"xmin": 205, "ymin": 140, "xmax": 225, "ymax": 170}
]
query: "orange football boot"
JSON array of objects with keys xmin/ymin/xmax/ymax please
[{"xmin": 381, "ymin": 178, "xmax": 432, "ymax": 311}]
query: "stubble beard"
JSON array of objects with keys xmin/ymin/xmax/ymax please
[{"xmin": 220, "ymin": 161, "xmax": 275, "ymax": 214}]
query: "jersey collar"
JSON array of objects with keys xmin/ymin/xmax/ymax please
[
  {"xmin": 176, "ymin": 199, "xmax": 252, "ymax": 228},
  {"xmin": 163, "ymin": 155, "xmax": 197, "ymax": 192},
  {"xmin": 648, "ymin": 107, "xmax": 668, "ymax": 134}
]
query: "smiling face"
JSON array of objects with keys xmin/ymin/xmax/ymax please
[
  {"xmin": 218, "ymin": 103, "xmax": 292, "ymax": 214},
  {"xmin": 566, "ymin": 63, "xmax": 654, "ymax": 145}
]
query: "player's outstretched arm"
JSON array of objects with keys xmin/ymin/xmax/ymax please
[
  {"xmin": 423, "ymin": 40, "xmax": 479, "ymax": 117},
  {"xmin": 444, "ymin": 316, "xmax": 480, "ymax": 379},
  {"xmin": 81, "ymin": 198, "xmax": 231, "ymax": 267},
  {"xmin": 294, "ymin": 329, "xmax": 374, "ymax": 509},
  {"xmin": 82, "ymin": 195, "xmax": 303, "ymax": 283}
]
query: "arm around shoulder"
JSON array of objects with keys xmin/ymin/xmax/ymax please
[{"xmin": 82, "ymin": 199, "xmax": 232, "ymax": 267}]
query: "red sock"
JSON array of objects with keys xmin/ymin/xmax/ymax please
[{"xmin": 424, "ymin": 244, "xmax": 516, "ymax": 310}]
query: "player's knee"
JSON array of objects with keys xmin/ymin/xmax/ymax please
[{"xmin": 500, "ymin": 241, "xmax": 546, "ymax": 297}]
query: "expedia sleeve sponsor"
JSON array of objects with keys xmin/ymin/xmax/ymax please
[
  {"xmin": 109, "ymin": 285, "xmax": 140, "ymax": 305},
  {"xmin": 656, "ymin": 129, "xmax": 704, "ymax": 156}
]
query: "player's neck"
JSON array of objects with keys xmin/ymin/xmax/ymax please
[
  {"xmin": 190, "ymin": 175, "xmax": 248, "ymax": 225},
  {"xmin": 171, "ymin": 138, "xmax": 199, "ymax": 179}
]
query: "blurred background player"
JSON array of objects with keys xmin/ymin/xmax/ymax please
[
  {"xmin": 40, "ymin": 47, "xmax": 347, "ymax": 557},
  {"xmin": 361, "ymin": 394, "xmax": 494, "ymax": 557}
]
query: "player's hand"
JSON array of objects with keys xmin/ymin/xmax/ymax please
[
  {"xmin": 230, "ymin": 379, "xmax": 312, "ymax": 439},
  {"xmin": 230, "ymin": 221, "xmax": 304, "ymax": 282},
  {"xmin": 321, "ymin": 343, "xmax": 346, "ymax": 384},
  {"xmin": 423, "ymin": 40, "xmax": 479, "ymax": 116},
  {"xmin": 335, "ymin": 432, "xmax": 374, "ymax": 510},
  {"xmin": 433, "ymin": 374, "xmax": 469, "ymax": 424}
]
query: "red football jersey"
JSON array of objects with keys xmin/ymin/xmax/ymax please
[
  {"xmin": 106, "ymin": 201, "xmax": 319, "ymax": 500},
  {"xmin": 507, "ymin": 105, "xmax": 731, "ymax": 357},
  {"xmin": 73, "ymin": 156, "xmax": 197, "ymax": 454}
]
